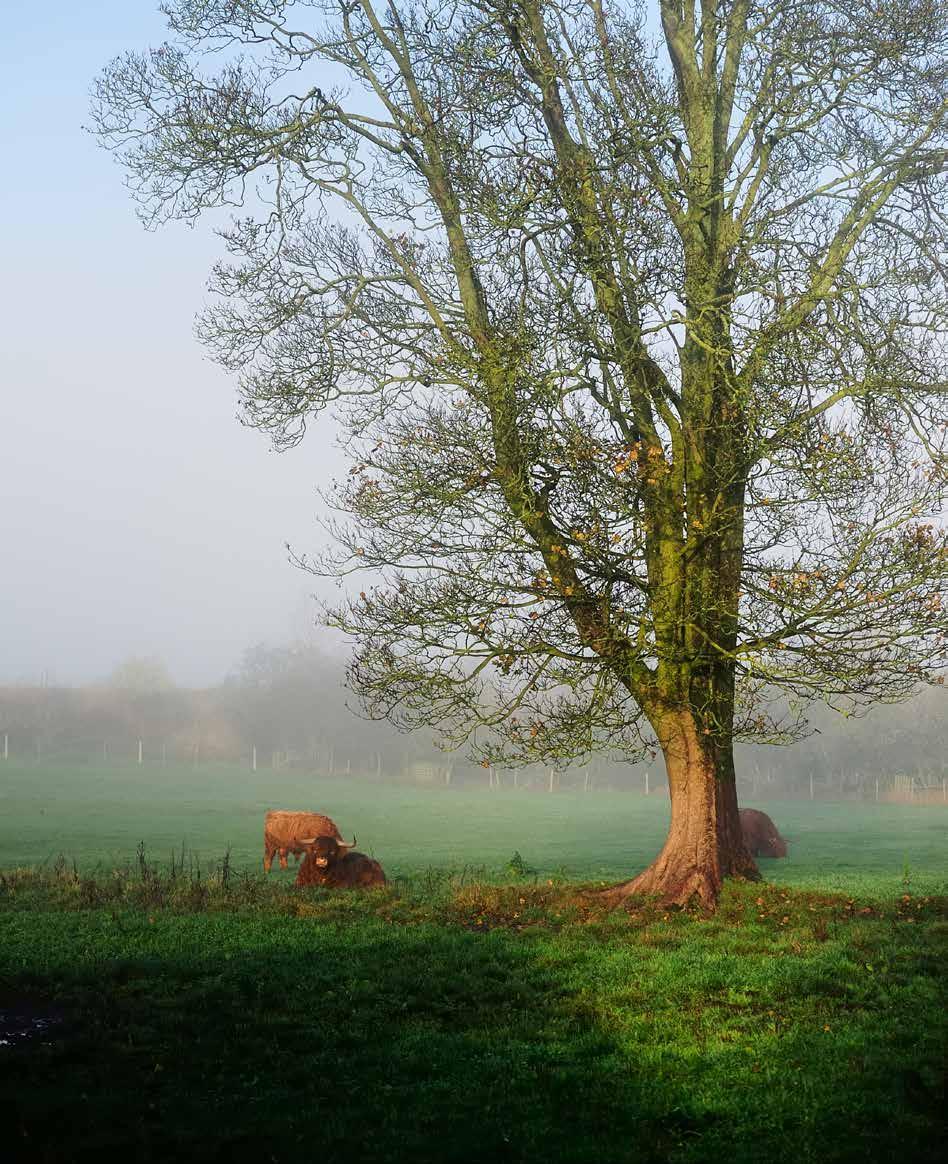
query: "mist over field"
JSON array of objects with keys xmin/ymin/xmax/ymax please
[{"xmin": 0, "ymin": 647, "xmax": 944, "ymax": 801}]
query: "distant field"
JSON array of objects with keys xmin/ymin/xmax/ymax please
[{"xmin": 0, "ymin": 762, "xmax": 945, "ymax": 896}]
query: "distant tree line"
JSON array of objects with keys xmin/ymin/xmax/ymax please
[
  {"xmin": 0, "ymin": 644, "xmax": 943, "ymax": 799},
  {"xmin": 735, "ymin": 692, "xmax": 946, "ymax": 802}
]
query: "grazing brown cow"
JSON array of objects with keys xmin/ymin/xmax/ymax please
[
  {"xmin": 296, "ymin": 835, "xmax": 386, "ymax": 889},
  {"xmin": 740, "ymin": 808, "xmax": 788, "ymax": 858},
  {"xmin": 263, "ymin": 810, "xmax": 353, "ymax": 873}
]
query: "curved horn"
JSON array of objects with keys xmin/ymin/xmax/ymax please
[
  {"xmin": 338, "ymin": 835, "xmax": 356, "ymax": 850},
  {"xmin": 298, "ymin": 837, "xmax": 319, "ymax": 846}
]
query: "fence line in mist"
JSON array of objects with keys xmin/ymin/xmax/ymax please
[{"xmin": 0, "ymin": 731, "xmax": 945, "ymax": 803}]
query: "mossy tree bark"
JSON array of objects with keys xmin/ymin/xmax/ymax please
[{"xmin": 607, "ymin": 708, "xmax": 757, "ymax": 907}]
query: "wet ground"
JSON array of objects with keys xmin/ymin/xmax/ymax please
[{"xmin": 0, "ymin": 998, "xmax": 64, "ymax": 1047}]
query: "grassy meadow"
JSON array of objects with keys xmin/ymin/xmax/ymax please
[
  {"xmin": 0, "ymin": 761, "xmax": 946, "ymax": 895},
  {"xmin": 0, "ymin": 762, "xmax": 945, "ymax": 1162}
]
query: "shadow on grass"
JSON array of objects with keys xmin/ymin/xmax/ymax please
[
  {"xmin": 0, "ymin": 900, "xmax": 944, "ymax": 1164},
  {"xmin": 0, "ymin": 920, "xmax": 677, "ymax": 1164}
]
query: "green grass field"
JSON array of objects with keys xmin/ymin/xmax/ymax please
[
  {"xmin": 1, "ymin": 763, "xmax": 945, "ymax": 1162},
  {"xmin": 1, "ymin": 762, "xmax": 946, "ymax": 895}
]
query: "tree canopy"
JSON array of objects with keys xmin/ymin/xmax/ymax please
[{"xmin": 94, "ymin": 1, "xmax": 947, "ymax": 903}]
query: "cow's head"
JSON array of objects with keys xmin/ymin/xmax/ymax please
[
  {"xmin": 770, "ymin": 834, "xmax": 788, "ymax": 857},
  {"xmin": 301, "ymin": 834, "xmax": 356, "ymax": 866}
]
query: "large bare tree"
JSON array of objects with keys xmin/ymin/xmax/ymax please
[{"xmin": 94, "ymin": 0, "xmax": 947, "ymax": 905}]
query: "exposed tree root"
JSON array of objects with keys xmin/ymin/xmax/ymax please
[
  {"xmin": 595, "ymin": 856, "xmax": 761, "ymax": 911},
  {"xmin": 589, "ymin": 708, "xmax": 763, "ymax": 911}
]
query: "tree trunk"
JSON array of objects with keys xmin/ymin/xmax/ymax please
[{"xmin": 603, "ymin": 709, "xmax": 759, "ymax": 909}]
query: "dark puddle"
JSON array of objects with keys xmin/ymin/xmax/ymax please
[{"xmin": 0, "ymin": 999, "xmax": 65, "ymax": 1048}]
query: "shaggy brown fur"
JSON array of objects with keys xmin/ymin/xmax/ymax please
[
  {"xmin": 296, "ymin": 836, "xmax": 386, "ymax": 889},
  {"xmin": 263, "ymin": 810, "xmax": 343, "ymax": 872},
  {"xmin": 739, "ymin": 808, "xmax": 788, "ymax": 858}
]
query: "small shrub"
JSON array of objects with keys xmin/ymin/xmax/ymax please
[{"xmin": 505, "ymin": 851, "xmax": 538, "ymax": 878}]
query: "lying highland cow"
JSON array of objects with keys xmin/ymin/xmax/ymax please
[
  {"xmin": 296, "ymin": 835, "xmax": 386, "ymax": 889},
  {"xmin": 263, "ymin": 810, "xmax": 352, "ymax": 873},
  {"xmin": 740, "ymin": 808, "xmax": 788, "ymax": 858}
]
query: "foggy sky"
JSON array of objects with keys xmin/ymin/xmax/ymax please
[{"xmin": 1, "ymin": 2, "xmax": 347, "ymax": 686}]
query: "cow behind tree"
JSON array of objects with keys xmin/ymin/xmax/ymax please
[
  {"xmin": 263, "ymin": 810, "xmax": 353, "ymax": 872},
  {"xmin": 739, "ymin": 809, "xmax": 788, "ymax": 858}
]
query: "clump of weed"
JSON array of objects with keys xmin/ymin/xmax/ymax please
[
  {"xmin": 0, "ymin": 848, "xmax": 303, "ymax": 916},
  {"xmin": 504, "ymin": 851, "xmax": 538, "ymax": 878}
]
